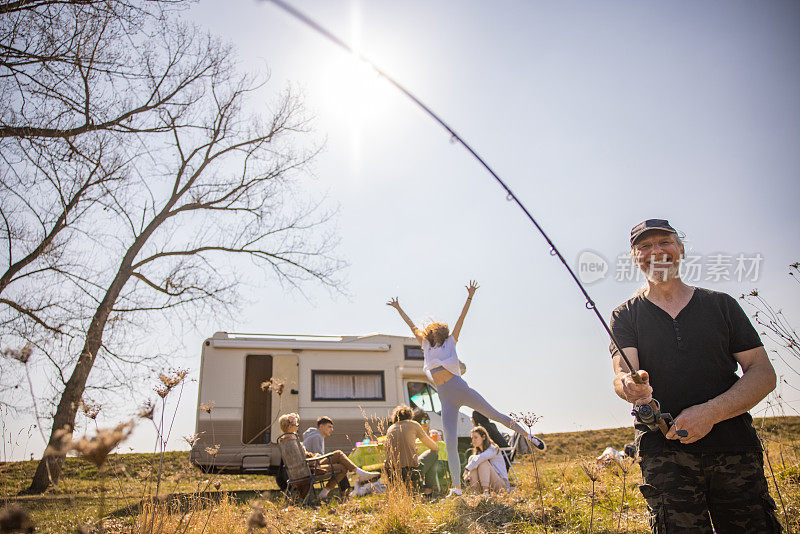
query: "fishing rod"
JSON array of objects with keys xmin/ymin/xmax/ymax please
[{"xmin": 264, "ymin": 0, "xmax": 686, "ymax": 438}]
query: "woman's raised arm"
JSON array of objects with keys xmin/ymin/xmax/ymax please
[
  {"xmin": 452, "ymin": 280, "xmax": 479, "ymax": 342},
  {"xmin": 387, "ymin": 297, "xmax": 425, "ymax": 345}
]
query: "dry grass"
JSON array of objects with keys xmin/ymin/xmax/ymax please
[{"xmin": 2, "ymin": 416, "xmax": 800, "ymax": 533}]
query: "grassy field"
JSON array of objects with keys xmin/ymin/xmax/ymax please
[{"xmin": 2, "ymin": 416, "xmax": 800, "ymax": 533}]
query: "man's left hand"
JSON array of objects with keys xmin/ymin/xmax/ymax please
[{"xmin": 665, "ymin": 404, "xmax": 717, "ymax": 444}]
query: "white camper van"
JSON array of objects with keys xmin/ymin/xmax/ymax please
[{"xmin": 189, "ymin": 332, "xmax": 474, "ymax": 480}]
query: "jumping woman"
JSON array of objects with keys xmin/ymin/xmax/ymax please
[{"xmin": 387, "ymin": 280, "xmax": 545, "ymax": 497}]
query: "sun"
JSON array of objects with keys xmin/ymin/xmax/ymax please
[
  {"xmin": 316, "ymin": 14, "xmax": 397, "ymax": 171},
  {"xmin": 322, "ymin": 53, "xmax": 391, "ymax": 125}
]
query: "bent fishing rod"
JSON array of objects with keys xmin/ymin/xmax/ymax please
[{"xmin": 264, "ymin": 0, "xmax": 686, "ymax": 438}]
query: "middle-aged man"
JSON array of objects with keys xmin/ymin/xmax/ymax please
[{"xmin": 610, "ymin": 219, "xmax": 781, "ymax": 533}]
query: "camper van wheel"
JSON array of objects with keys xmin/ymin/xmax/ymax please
[{"xmin": 275, "ymin": 465, "xmax": 289, "ymax": 491}]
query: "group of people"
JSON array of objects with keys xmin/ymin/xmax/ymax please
[
  {"xmin": 277, "ymin": 405, "xmax": 517, "ymax": 500},
  {"xmin": 277, "ymin": 218, "xmax": 781, "ymax": 532},
  {"xmin": 383, "ymin": 405, "xmax": 513, "ymax": 496}
]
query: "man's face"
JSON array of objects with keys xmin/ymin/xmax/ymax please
[
  {"xmin": 632, "ymin": 231, "xmax": 684, "ymax": 283},
  {"xmin": 319, "ymin": 422, "xmax": 334, "ymax": 437}
]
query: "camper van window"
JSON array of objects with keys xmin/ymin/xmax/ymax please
[
  {"xmin": 407, "ymin": 381, "xmax": 442, "ymax": 414},
  {"xmin": 311, "ymin": 371, "xmax": 385, "ymax": 401},
  {"xmin": 404, "ymin": 345, "xmax": 423, "ymax": 360}
]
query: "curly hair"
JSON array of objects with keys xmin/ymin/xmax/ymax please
[
  {"xmin": 279, "ymin": 412, "xmax": 300, "ymax": 433},
  {"xmin": 391, "ymin": 404, "xmax": 414, "ymax": 424},
  {"xmin": 422, "ymin": 322, "xmax": 450, "ymax": 347}
]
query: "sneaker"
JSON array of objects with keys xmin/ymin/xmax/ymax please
[
  {"xmin": 445, "ymin": 488, "xmax": 463, "ymax": 498},
  {"xmin": 527, "ymin": 433, "xmax": 546, "ymax": 452}
]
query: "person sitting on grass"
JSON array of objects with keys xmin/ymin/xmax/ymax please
[
  {"xmin": 384, "ymin": 405, "xmax": 439, "ymax": 495},
  {"xmin": 278, "ymin": 413, "xmax": 380, "ymax": 500},
  {"xmin": 471, "ymin": 410, "xmax": 512, "ymax": 468},
  {"xmin": 463, "ymin": 426, "xmax": 510, "ymax": 494}
]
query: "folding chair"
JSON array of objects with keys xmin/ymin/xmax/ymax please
[
  {"xmin": 277, "ymin": 432, "xmax": 340, "ymax": 505},
  {"xmin": 498, "ymin": 432, "xmax": 520, "ymax": 484}
]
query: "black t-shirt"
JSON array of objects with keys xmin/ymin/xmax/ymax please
[{"xmin": 610, "ymin": 287, "xmax": 763, "ymax": 453}]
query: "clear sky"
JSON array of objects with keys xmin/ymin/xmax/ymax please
[{"xmin": 5, "ymin": 0, "xmax": 800, "ymax": 461}]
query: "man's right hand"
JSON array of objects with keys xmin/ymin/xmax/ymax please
[{"xmin": 620, "ymin": 370, "xmax": 653, "ymax": 405}]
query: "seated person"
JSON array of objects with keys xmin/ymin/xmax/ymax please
[
  {"xmin": 412, "ymin": 408, "xmax": 440, "ymax": 494},
  {"xmin": 302, "ymin": 416, "xmax": 334, "ymax": 455},
  {"xmin": 471, "ymin": 410, "xmax": 512, "ymax": 468},
  {"xmin": 302, "ymin": 415, "xmax": 350, "ymax": 494},
  {"xmin": 384, "ymin": 405, "xmax": 438, "ymax": 493},
  {"xmin": 463, "ymin": 426, "xmax": 510, "ymax": 494},
  {"xmin": 278, "ymin": 413, "xmax": 379, "ymax": 499}
]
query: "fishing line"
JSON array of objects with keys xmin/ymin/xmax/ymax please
[{"xmin": 263, "ymin": 0, "xmax": 637, "ymax": 374}]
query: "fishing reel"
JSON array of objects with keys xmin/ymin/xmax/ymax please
[{"xmin": 632, "ymin": 399, "xmax": 688, "ymax": 437}]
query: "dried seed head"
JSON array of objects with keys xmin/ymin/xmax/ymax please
[
  {"xmin": 1, "ymin": 343, "xmax": 33, "ymax": 364},
  {"xmin": 80, "ymin": 399, "xmax": 101, "ymax": 420},
  {"xmin": 510, "ymin": 410, "xmax": 541, "ymax": 429},
  {"xmin": 199, "ymin": 401, "xmax": 214, "ymax": 414},
  {"xmin": 70, "ymin": 420, "xmax": 135, "ymax": 468},
  {"xmin": 45, "ymin": 425, "xmax": 74, "ymax": 456},
  {"xmin": 0, "ymin": 504, "xmax": 34, "ymax": 533},
  {"xmin": 205, "ymin": 444, "xmax": 219, "ymax": 458},
  {"xmin": 247, "ymin": 508, "xmax": 268, "ymax": 531},
  {"xmin": 183, "ymin": 433, "xmax": 203, "ymax": 447},
  {"xmin": 137, "ymin": 400, "xmax": 155, "ymax": 420},
  {"xmin": 155, "ymin": 368, "xmax": 189, "ymax": 398},
  {"xmin": 158, "ymin": 368, "xmax": 189, "ymax": 388},
  {"xmin": 581, "ymin": 461, "xmax": 602, "ymax": 482},
  {"xmin": 616, "ymin": 455, "xmax": 638, "ymax": 474},
  {"xmin": 260, "ymin": 378, "xmax": 285, "ymax": 396}
]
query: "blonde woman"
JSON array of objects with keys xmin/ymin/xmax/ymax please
[{"xmin": 388, "ymin": 280, "xmax": 545, "ymax": 497}]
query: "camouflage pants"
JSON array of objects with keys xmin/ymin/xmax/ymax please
[{"xmin": 638, "ymin": 449, "xmax": 781, "ymax": 533}]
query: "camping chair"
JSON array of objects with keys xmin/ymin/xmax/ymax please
[
  {"xmin": 499, "ymin": 433, "xmax": 520, "ymax": 484},
  {"xmin": 277, "ymin": 432, "xmax": 340, "ymax": 505}
]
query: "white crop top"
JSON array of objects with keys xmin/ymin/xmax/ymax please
[{"xmin": 422, "ymin": 335, "xmax": 462, "ymax": 379}]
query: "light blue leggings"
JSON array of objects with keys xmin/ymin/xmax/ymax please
[{"xmin": 437, "ymin": 375, "xmax": 527, "ymax": 486}]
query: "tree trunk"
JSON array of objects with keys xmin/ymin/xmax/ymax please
[
  {"xmin": 26, "ymin": 306, "xmax": 113, "ymax": 492},
  {"xmin": 26, "ymin": 216, "xmax": 164, "ymax": 493}
]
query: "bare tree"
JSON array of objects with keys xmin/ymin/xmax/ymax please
[
  {"xmin": 26, "ymin": 40, "xmax": 340, "ymax": 493},
  {"xmin": 0, "ymin": 0, "xmax": 341, "ymax": 492},
  {"xmin": 0, "ymin": 0, "xmax": 229, "ymax": 409},
  {"xmin": 0, "ymin": 132, "xmax": 129, "ymax": 415},
  {"xmin": 0, "ymin": 0, "xmax": 209, "ymax": 355}
]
